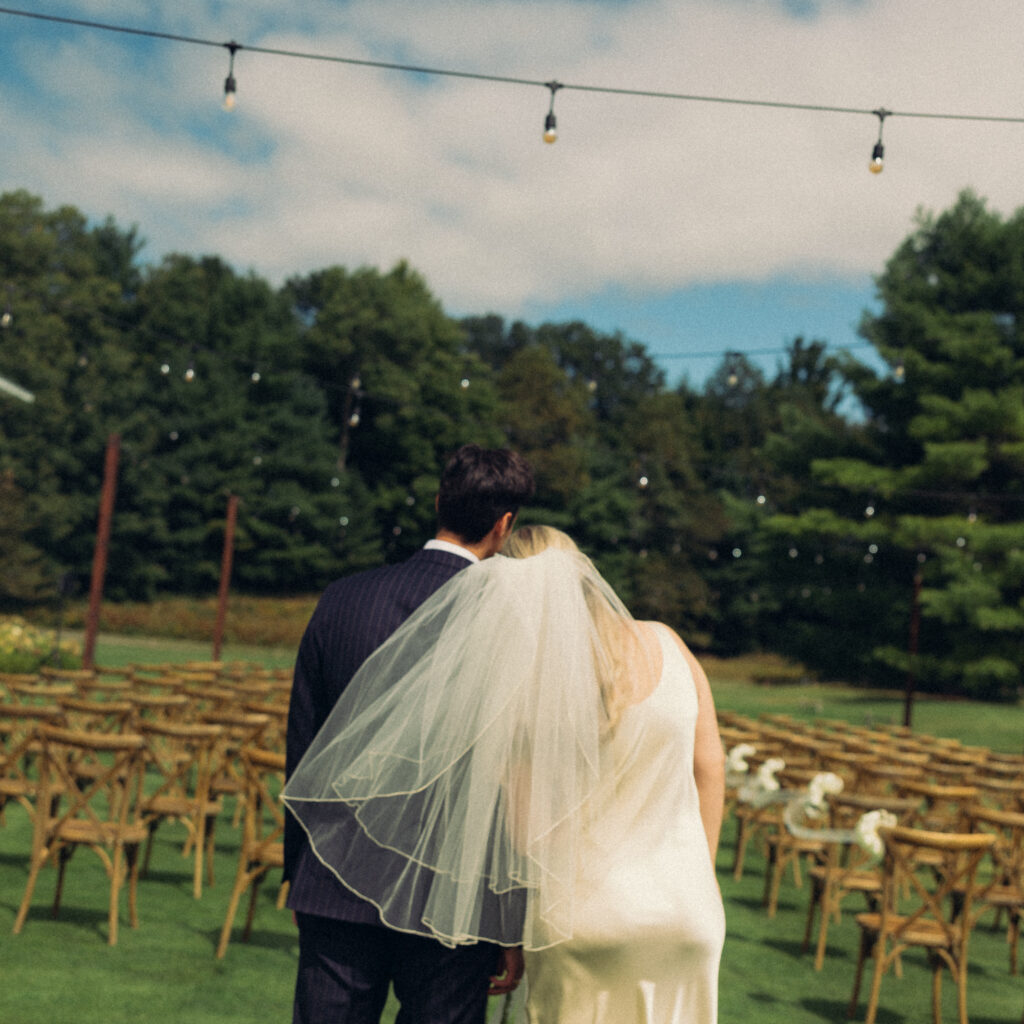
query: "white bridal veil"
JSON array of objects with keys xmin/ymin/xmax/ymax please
[{"xmin": 283, "ymin": 547, "xmax": 653, "ymax": 950}]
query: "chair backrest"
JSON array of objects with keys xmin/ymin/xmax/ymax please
[
  {"xmin": 7, "ymin": 681, "xmax": 76, "ymax": 704},
  {"xmin": 968, "ymin": 803, "xmax": 1024, "ymax": 901},
  {"xmin": 126, "ymin": 691, "xmax": 190, "ymax": 726},
  {"xmin": 896, "ymin": 779, "xmax": 979, "ymax": 831},
  {"xmin": 0, "ymin": 703, "xmax": 67, "ymax": 816},
  {"xmin": 33, "ymin": 724, "xmax": 147, "ymax": 839},
  {"xmin": 877, "ymin": 826, "xmax": 995, "ymax": 945},
  {"xmin": 239, "ymin": 746, "xmax": 286, "ymax": 857},
  {"xmin": 56, "ymin": 696, "xmax": 134, "ymax": 735},
  {"xmin": 138, "ymin": 720, "xmax": 224, "ymax": 805}
]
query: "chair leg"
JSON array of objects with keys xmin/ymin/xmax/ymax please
[
  {"xmin": 931, "ymin": 960, "xmax": 944, "ymax": 1024},
  {"xmin": 108, "ymin": 844, "xmax": 124, "ymax": 946},
  {"xmin": 242, "ymin": 869, "xmax": 266, "ymax": 941},
  {"xmin": 141, "ymin": 822, "xmax": 159, "ymax": 877},
  {"xmin": 52, "ymin": 845, "xmax": 73, "ymax": 918},
  {"xmin": 12, "ymin": 851, "xmax": 46, "ymax": 934},
  {"xmin": 733, "ymin": 815, "xmax": 750, "ymax": 880},
  {"xmin": 762, "ymin": 840, "xmax": 780, "ymax": 915},
  {"xmin": 814, "ymin": 885, "xmax": 834, "ymax": 972},
  {"xmin": 204, "ymin": 813, "xmax": 218, "ymax": 889},
  {"xmin": 847, "ymin": 928, "xmax": 870, "ymax": 1019},
  {"xmin": 801, "ymin": 875, "xmax": 821, "ymax": 954},
  {"xmin": 1009, "ymin": 908, "xmax": 1020, "ymax": 975},
  {"xmin": 126, "ymin": 842, "xmax": 141, "ymax": 929},
  {"xmin": 864, "ymin": 937, "xmax": 887, "ymax": 1024},
  {"xmin": 276, "ymin": 879, "xmax": 290, "ymax": 910},
  {"xmin": 192, "ymin": 818, "xmax": 205, "ymax": 900},
  {"xmin": 215, "ymin": 865, "xmax": 253, "ymax": 959}
]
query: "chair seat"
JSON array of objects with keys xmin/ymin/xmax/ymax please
[
  {"xmin": 0, "ymin": 778, "xmax": 35, "ymax": 797},
  {"xmin": 51, "ymin": 818, "xmax": 149, "ymax": 846},
  {"xmin": 251, "ymin": 840, "xmax": 284, "ymax": 869},
  {"xmin": 809, "ymin": 865, "xmax": 881, "ymax": 893},
  {"xmin": 769, "ymin": 835, "xmax": 827, "ymax": 854},
  {"xmin": 855, "ymin": 911, "xmax": 964, "ymax": 949},
  {"xmin": 144, "ymin": 794, "xmax": 222, "ymax": 818},
  {"xmin": 985, "ymin": 884, "xmax": 1024, "ymax": 909}
]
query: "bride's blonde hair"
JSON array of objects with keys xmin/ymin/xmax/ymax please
[{"xmin": 503, "ymin": 525, "xmax": 652, "ymax": 727}]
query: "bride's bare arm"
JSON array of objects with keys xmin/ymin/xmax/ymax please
[{"xmin": 665, "ymin": 628, "xmax": 726, "ymax": 862}]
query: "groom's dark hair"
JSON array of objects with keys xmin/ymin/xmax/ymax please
[{"xmin": 437, "ymin": 444, "xmax": 535, "ymax": 543}]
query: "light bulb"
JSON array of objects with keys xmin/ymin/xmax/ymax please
[
  {"xmin": 543, "ymin": 112, "xmax": 557, "ymax": 144},
  {"xmin": 223, "ymin": 77, "xmax": 236, "ymax": 111},
  {"xmin": 869, "ymin": 141, "xmax": 884, "ymax": 174}
]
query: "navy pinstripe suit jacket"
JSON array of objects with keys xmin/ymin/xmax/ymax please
[{"xmin": 284, "ymin": 547, "xmax": 472, "ymax": 922}]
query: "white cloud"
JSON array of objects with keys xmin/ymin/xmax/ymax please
[{"xmin": 1, "ymin": 0, "xmax": 1022, "ymax": 315}]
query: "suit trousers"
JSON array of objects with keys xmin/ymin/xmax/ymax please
[{"xmin": 293, "ymin": 913, "xmax": 500, "ymax": 1024}]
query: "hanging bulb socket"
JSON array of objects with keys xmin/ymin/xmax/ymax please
[
  {"xmin": 543, "ymin": 81, "xmax": 562, "ymax": 143},
  {"xmin": 543, "ymin": 111, "xmax": 557, "ymax": 143},
  {"xmin": 869, "ymin": 108, "xmax": 889, "ymax": 174},
  {"xmin": 223, "ymin": 41, "xmax": 241, "ymax": 111}
]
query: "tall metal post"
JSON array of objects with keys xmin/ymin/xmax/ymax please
[
  {"xmin": 903, "ymin": 569, "xmax": 923, "ymax": 728},
  {"xmin": 212, "ymin": 493, "xmax": 239, "ymax": 661},
  {"xmin": 82, "ymin": 433, "xmax": 120, "ymax": 670}
]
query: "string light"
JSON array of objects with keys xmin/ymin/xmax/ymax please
[
  {"xmin": 543, "ymin": 81, "xmax": 561, "ymax": 143},
  {"xmin": 0, "ymin": 7, "xmax": 1021, "ymax": 167},
  {"xmin": 223, "ymin": 40, "xmax": 240, "ymax": 111},
  {"xmin": 869, "ymin": 108, "xmax": 889, "ymax": 174}
]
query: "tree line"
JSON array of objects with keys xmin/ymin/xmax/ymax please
[{"xmin": 1, "ymin": 188, "xmax": 1021, "ymax": 701}]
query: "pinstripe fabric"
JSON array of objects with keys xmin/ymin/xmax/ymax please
[{"xmin": 285, "ymin": 547, "xmax": 473, "ymax": 922}]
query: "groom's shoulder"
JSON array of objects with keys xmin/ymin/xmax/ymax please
[{"xmin": 319, "ymin": 547, "xmax": 468, "ymax": 605}]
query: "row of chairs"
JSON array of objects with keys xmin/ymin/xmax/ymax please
[
  {"xmin": 720, "ymin": 711, "xmax": 1024, "ymax": 1024},
  {"xmin": 0, "ymin": 662, "xmax": 292, "ymax": 954}
]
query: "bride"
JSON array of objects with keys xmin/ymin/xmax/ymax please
[{"xmin": 284, "ymin": 525, "xmax": 726, "ymax": 1023}]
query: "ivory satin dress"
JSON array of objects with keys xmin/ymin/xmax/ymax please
[{"xmin": 524, "ymin": 625, "xmax": 726, "ymax": 1024}]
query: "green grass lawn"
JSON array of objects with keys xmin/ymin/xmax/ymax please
[{"xmin": 1, "ymin": 635, "xmax": 1021, "ymax": 1022}]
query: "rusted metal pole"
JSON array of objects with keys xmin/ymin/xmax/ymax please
[
  {"xmin": 903, "ymin": 569, "xmax": 923, "ymax": 729},
  {"xmin": 212, "ymin": 493, "xmax": 239, "ymax": 661},
  {"xmin": 82, "ymin": 433, "xmax": 120, "ymax": 670}
]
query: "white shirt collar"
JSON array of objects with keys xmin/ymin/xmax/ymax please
[{"xmin": 423, "ymin": 538, "xmax": 479, "ymax": 563}]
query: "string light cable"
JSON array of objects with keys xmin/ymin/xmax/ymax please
[{"xmin": 2, "ymin": 6, "xmax": 1023, "ymax": 167}]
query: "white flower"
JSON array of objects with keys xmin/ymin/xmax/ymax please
[
  {"xmin": 854, "ymin": 809, "xmax": 898, "ymax": 862},
  {"xmin": 806, "ymin": 772, "xmax": 844, "ymax": 814},
  {"xmin": 738, "ymin": 757, "xmax": 786, "ymax": 805},
  {"xmin": 756, "ymin": 757, "xmax": 786, "ymax": 791},
  {"xmin": 725, "ymin": 743, "xmax": 756, "ymax": 777}
]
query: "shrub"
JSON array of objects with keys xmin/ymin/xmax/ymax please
[{"xmin": 0, "ymin": 616, "xmax": 81, "ymax": 672}]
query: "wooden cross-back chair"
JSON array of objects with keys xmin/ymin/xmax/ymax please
[
  {"xmin": 847, "ymin": 826, "xmax": 996, "ymax": 1024},
  {"xmin": 12, "ymin": 724, "xmax": 148, "ymax": 945},
  {"xmin": 968, "ymin": 803, "xmax": 1024, "ymax": 976},
  {"xmin": 215, "ymin": 745, "xmax": 289, "ymax": 958},
  {"xmin": 761, "ymin": 767, "xmax": 834, "ymax": 918},
  {"xmin": 201, "ymin": 710, "xmax": 271, "ymax": 825},
  {"xmin": 0, "ymin": 702, "xmax": 65, "ymax": 827},
  {"xmin": 138, "ymin": 720, "xmax": 224, "ymax": 899},
  {"xmin": 802, "ymin": 791, "xmax": 919, "ymax": 971}
]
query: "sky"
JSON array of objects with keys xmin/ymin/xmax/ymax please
[{"xmin": 1, "ymin": 0, "xmax": 1022, "ymax": 387}]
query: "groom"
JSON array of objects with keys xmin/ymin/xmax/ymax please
[{"xmin": 285, "ymin": 444, "xmax": 535, "ymax": 1024}]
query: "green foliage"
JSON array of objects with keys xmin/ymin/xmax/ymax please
[
  {"xmin": 769, "ymin": 191, "xmax": 1024, "ymax": 699},
  {"xmin": 0, "ymin": 615, "xmax": 80, "ymax": 671},
  {"xmin": 3, "ymin": 187, "xmax": 1024, "ymax": 704}
]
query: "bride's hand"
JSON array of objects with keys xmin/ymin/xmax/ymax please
[{"xmin": 488, "ymin": 946, "xmax": 525, "ymax": 995}]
